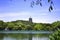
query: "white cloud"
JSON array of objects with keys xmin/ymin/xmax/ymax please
[
  {"xmin": 0, "ymin": 12, "xmax": 31, "ymax": 17},
  {"xmin": 0, "ymin": 11, "xmax": 59, "ymax": 23},
  {"xmin": 0, "ymin": 12, "xmax": 32, "ymax": 22}
]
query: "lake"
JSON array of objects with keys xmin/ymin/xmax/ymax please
[{"xmin": 0, "ymin": 31, "xmax": 52, "ymax": 40}]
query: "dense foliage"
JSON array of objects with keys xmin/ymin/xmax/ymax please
[
  {"xmin": 49, "ymin": 29, "xmax": 60, "ymax": 40},
  {"xmin": 49, "ymin": 21, "xmax": 60, "ymax": 40},
  {"xmin": 0, "ymin": 20, "xmax": 60, "ymax": 31},
  {"xmin": 0, "ymin": 20, "xmax": 60, "ymax": 40}
]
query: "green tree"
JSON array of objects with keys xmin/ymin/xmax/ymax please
[
  {"xmin": 43, "ymin": 24, "xmax": 52, "ymax": 31},
  {"xmin": 34, "ymin": 23, "xmax": 43, "ymax": 30},
  {"xmin": 15, "ymin": 22, "xmax": 25, "ymax": 30},
  {"xmin": 7, "ymin": 22, "xmax": 15, "ymax": 30},
  {"xmin": 49, "ymin": 29, "xmax": 60, "ymax": 40},
  {"xmin": 52, "ymin": 21, "xmax": 60, "ymax": 30},
  {"xmin": 0, "ymin": 20, "xmax": 5, "ymax": 30},
  {"xmin": 25, "ymin": 24, "xmax": 33, "ymax": 30}
]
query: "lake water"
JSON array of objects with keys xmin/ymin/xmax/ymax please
[{"xmin": 0, "ymin": 33, "xmax": 50, "ymax": 40}]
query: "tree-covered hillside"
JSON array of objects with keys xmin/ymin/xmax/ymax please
[{"xmin": 0, "ymin": 20, "xmax": 60, "ymax": 31}]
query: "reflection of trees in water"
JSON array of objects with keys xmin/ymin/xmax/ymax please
[
  {"xmin": 0, "ymin": 34, "xmax": 5, "ymax": 40},
  {"xmin": 7, "ymin": 34, "xmax": 29, "ymax": 40},
  {"xmin": 0, "ymin": 33, "xmax": 49, "ymax": 40},
  {"xmin": 9, "ymin": 34, "xmax": 33, "ymax": 40},
  {"xmin": 29, "ymin": 34, "xmax": 49, "ymax": 40},
  {"xmin": 2, "ymin": 33, "xmax": 33, "ymax": 40},
  {"xmin": 29, "ymin": 34, "xmax": 32, "ymax": 40}
]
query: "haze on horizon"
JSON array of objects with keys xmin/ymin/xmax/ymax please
[{"xmin": 0, "ymin": 0, "xmax": 60, "ymax": 23}]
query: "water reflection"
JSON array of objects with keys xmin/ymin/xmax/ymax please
[
  {"xmin": 29, "ymin": 34, "xmax": 32, "ymax": 40},
  {"xmin": 0, "ymin": 33, "xmax": 49, "ymax": 40}
]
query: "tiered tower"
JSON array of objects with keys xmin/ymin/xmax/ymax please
[{"xmin": 29, "ymin": 17, "xmax": 32, "ymax": 23}]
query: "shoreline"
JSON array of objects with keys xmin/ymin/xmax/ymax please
[{"xmin": 0, "ymin": 30, "xmax": 53, "ymax": 34}]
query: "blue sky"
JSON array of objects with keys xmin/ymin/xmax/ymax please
[{"xmin": 0, "ymin": 0, "xmax": 60, "ymax": 23}]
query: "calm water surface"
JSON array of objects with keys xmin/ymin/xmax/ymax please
[{"xmin": 0, "ymin": 33, "xmax": 50, "ymax": 40}]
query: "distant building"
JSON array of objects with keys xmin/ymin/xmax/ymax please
[{"xmin": 29, "ymin": 17, "xmax": 32, "ymax": 23}]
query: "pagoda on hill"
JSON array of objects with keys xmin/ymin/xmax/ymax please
[{"xmin": 29, "ymin": 17, "xmax": 32, "ymax": 23}]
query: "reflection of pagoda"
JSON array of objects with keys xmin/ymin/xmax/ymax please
[{"xmin": 29, "ymin": 17, "xmax": 32, "ymax": 23}]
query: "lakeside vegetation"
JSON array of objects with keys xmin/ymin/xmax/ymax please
[
  {"xmin": 49, "ymin": 29, "xmax": 60, "ymax": 40},
  {"xmin": 0, "ymin": 20, "xmax": 60, "ymax": 40},
  {"xmin": 0, "ymin": 20, "xmax": 60, "ymax": 31}
]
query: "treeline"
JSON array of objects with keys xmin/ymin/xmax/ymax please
[{"xmin": 0, "ymin": 20, "xmax": 60, "ymax": 31}]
